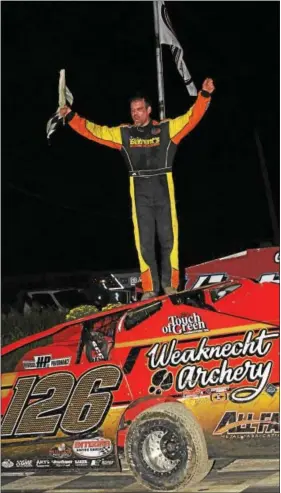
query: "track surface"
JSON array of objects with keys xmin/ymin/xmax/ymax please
[{"xmin": 1, "ymin": 459, "xmax": 279, "ymax": 493}]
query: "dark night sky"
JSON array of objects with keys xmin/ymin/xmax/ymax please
[{"xmin": 2, "ymin": 1, "xmax": 280, "ymax": 277}]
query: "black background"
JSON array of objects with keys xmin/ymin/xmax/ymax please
[{"xmin": 2, "ymin": 1, "xmax": 279, "ymax": 277}]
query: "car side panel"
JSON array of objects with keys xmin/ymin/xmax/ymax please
[
  {"xmin": 1, "ymin": 362, "xmax": 132, "ymax": 472},
  {"xmin": 113, "ymin": 299, "xmax": 279, "ymax": 458}
]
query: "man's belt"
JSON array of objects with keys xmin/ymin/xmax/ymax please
[{"xmin": 129, "ymin": 167, "xmax": 172, "ymax": 177}]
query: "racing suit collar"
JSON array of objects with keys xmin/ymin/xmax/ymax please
[{"xmin": 134, "ymin": 119, "xmax": 152, "ymax": 130}]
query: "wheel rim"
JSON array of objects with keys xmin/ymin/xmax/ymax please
[{"xmin": 141, "ymin": 427, "xmax": 182, "ymax": 474}]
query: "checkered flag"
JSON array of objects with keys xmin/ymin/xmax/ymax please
[
  {"xmin": 157, "ymin": 1, "xmax": 197, "ymax": 96},
  {"xmin": 46, "ymin": 69, "xmax": 74, "ymax": 142}
]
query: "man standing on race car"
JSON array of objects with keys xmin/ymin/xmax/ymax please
[{"xmin": 59, "ymin": 78, "xmax": 215, "ymax": 300}]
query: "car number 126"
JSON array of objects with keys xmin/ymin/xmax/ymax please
[{"xmin": 1, "ymin": 366, "xmax": 122, "ymax": 438}]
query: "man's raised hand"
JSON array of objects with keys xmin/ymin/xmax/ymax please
[
  {"xmin": 202, "ymin": 78, "xmax": 215, "ymax": 94},
  {"xmin": 59, "ymin": 105, "xmax": 72, "ymax": 118}
]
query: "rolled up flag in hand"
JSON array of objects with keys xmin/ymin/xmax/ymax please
[{"xmin": 46, "ymin": 69, "xmax": 74, "ymax": 142}]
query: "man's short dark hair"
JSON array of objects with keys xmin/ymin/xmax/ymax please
[{"xmin": 129, "ymin": 94, "xmax": 152, "ymax": 109}]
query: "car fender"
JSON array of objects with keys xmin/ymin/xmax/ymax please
[{"xmin": 117, "ymin": 395, "xmax": 183, "ymax": 448}]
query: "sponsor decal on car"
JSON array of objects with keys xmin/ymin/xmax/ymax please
[
  {"xmin": 190, "ymin": 273, "xmax": 228, "ymax": 290},
  {"xmin": 91, "ymin": 459, "xmax": 102, "ymax": 466},
  {"xmin": 2, "ymin": 459, "xmax": 14, "ymax": 468},
  {"xmin": 149, "ymin": 369, "xmax": 173, "ymax": 395},
  {"xmin": 180, "ymin": 386, "xmax": 229, "ymax": 399},
  {"xmin": 210, "ymin": 389, "xmax": 228, "ymax": 402},
  {"xmin": 90, "ymin": 341, "xmax": 105, "ymax": 362},
  {"xmin": 23, "ymin": 355, "xmax": 71, "ymax": 369},
  {"xmin": 73, "ymin": 438, "xmax": 112, "ymax": 458},
  {"xmin": 274, "ymin": 252, "xmax": 280, "ymax": 263},
  {"xmin": 74, "ymin": 460, "xmax": 89, "ymax": 467},
  {"xmin": 187, "ymin": 271, "xmax": 280, "ymax": 289},
  {"xmin": 52, "ymin": 460, "xmax": 73, "ymax": 467},
  {"xmin": 258, "ymin": 273, "xmax": 280, "ymax": 284},
  {"xmin": 36, "ymin": 460, "xmax": 50, "ymax": 468},
  {"xmin": 16, "ymin": 460, "xmax": 33, "ymax": 468},
  {"xmin": 49, "ymin": 443, "xmax": 72, "ymax": 459},
  {"xmin": 213, "ymin": 411, "xmax": 279, "ymax": 439},
  {"xmin": 101, "ymin": 459, "xmax": 114, "ymax": 466},
  {"xmin": 265, "ymin": 383, "xmax": 278, "ymax": 397},
  {"xmin": 147, "ymin": 329, "xmax": 279, "ymax": 403},
  {"xmin": 2, "ymin": 366, "xmax": 122, "ymax": 439},
  {"xmin": 162, "ymin": 313, "xmax": 208, "ymax": 335}
]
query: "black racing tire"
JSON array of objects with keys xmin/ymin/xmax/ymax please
[{"xmin": 124, "ymin": 402, "xmax": 212, "ymax": 491}]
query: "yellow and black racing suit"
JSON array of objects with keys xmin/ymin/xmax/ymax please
[{"xmin": 66, "ymin": 90, "xmax": 211, "ymax": 293}]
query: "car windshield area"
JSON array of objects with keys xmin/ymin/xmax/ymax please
[
  {"xmin": 124, "ymin": 301, "xmax": 162, "ymax": 330},
  {"xmin": 169, "ymin": 290, "xmax": 207, "ymax": 308},
  {"xmin": 77, "ymin": 309, "xmax": 127, "ymax": 364}
]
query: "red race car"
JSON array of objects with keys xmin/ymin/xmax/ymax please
[
  {"xmin": 1, "ymin": 278, "xmax": 279, "ymax": 491},
  {"xmin": 184, "ymin": 246, "xmax": 280, "ymax": 289},
  {"xmin": 134, "ymin": 246, "xmax": 280, "ymax": 298}
]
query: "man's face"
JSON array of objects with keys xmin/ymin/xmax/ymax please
[{"xmin": 130, "ymin": 99, "xmax": 152, "ymax": 126}]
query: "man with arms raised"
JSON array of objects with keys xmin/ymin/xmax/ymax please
[{"xmin": 60, "ymin": 78, "xmax": 215, "ymax": 300}]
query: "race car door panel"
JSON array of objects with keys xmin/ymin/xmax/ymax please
[{"xmin": 1, "ymin": 320, "xmax": 132, "ymax": 471}]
